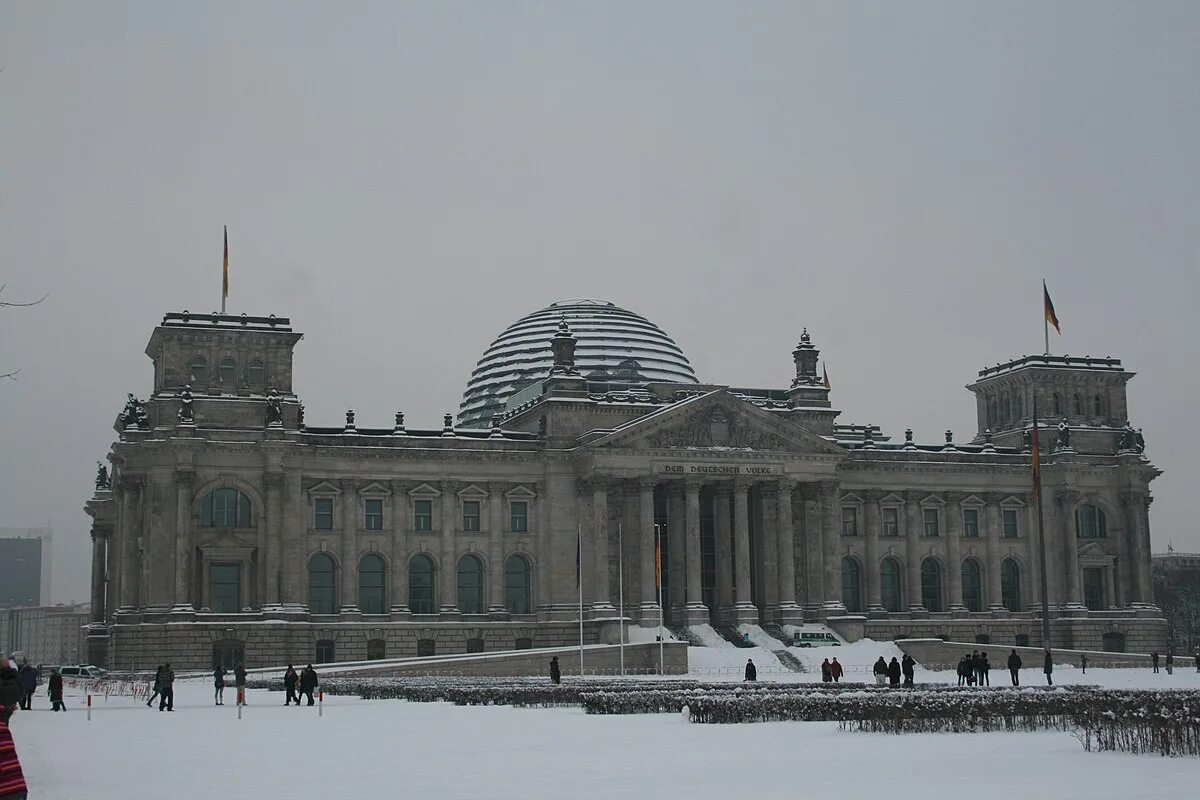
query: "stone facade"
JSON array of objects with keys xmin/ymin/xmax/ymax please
[{"xmin": 84, "ymin": 311, "xmax": 1166, "ymax": 670}]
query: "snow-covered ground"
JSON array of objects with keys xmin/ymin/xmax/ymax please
[{"xmin": 10, "ymin": 642, "xmax": 1200, "ymax": 799}]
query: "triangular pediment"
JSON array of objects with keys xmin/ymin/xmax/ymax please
[
  {"xmin": 586, "ymin": 390, "xmax": 845, "ymax": 457},
  {"xmin": 307, "ymin": 481, "xmax": 341, "ymax": 497}
]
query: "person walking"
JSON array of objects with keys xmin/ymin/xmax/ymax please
[
  {"xmin": 887, "ymin": 657, "xmax": 902, "ymax": 686},
  {"xmin": 1151, "ymin": 652, "xmax": 1159, "ymax": 674},
  {"xmin": 873, "ymin": 656, "xmax": 888, "ymax": 687},
  {"xmin": 213, "ymin": 665, "xmax": 227, "ymax": 706},
  {"xmin": 972, "ymin": 651, "xmax": 985, "ymax": 687},
  {"xmin": 1166, "ymin": 652, "xmax": 1174, "ymax": 675},
  {"xmin": 0, "ymin": 711, "xmax": 28, "ymax": 800},
  {"xmin": 744, "ymin": 659, "xmax": 757, "ymax": 682},
  {"xmin": 820, "ymin": 658, "xmax": 832, "ymax": 683},
  {"xmin": 956, "ymin": 655, "xmax": 968, "ymax": 686},
  {"xmin": 48, "ymin": 669, "xmax": 65, "ymax": 712},
  {"xmin": 1007, "ymin": 649, "xmax": 1022, "ymax": 686},
  {"xmin": 1080, "ymin": 654, "xmax": 1087, "ymax": 675},
  {"xmin": 830, "ymin": 657, "xmax": 843, "ymax": 683},
  {"xmin": 159, "ymin": 663, "xmax": 175, "ymax": 712},
  {"xmin": 146, "ymin": 665, "xmax": 164, "ymax": 708},
  {"xmin": 549, "ymin": 656, "xmax": 561, "ymax": 685},
  {"xmin": 901, "ymin": 653, "xmax": 916, "ymax": 688},
  {"xmin": 979, "ymin": 653, "xmax": 991, "ymax": 686},
  {"xmin": 1043, "ymin": 651, "xmax": 1053, "ymax": 686},
  {"xmin": 1193, "ymin": 650, "xmax": 1200, "ymax": 673},
  {"xmin": 299, "ymin": 665, "xmax": 318, "ymax": 706},
  {"xmin": 283, "ymin": 666, "xmax": 299, "ymax": 705},
  {"xmin": 234, "ymin": 663, "xmax": 248, "ymax": 706},
  {"xmin": 17, "ymin": 665, "xmax": 37, "ymax": 712}
]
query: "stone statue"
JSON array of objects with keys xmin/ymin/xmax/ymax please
[
  {"xmin": 394, "ymin": 410, "xmax": 405, "ymax": 432},
  {"xmin": 1057, "ymin": 418, "xmax": 1071, "ymax": 450},
  {"xmin": 120, "ymin": 393, "xmax": 150, "ymax": 429},
  {"xmin": 904, "ymin": 428, "xmax": 914, "ymax": 445},
  {"xmin": 1117, "ymin": 423, "xmax": 1136, "ymax": 452},
  {"xmin": 297, "ymin": 403, "xmax": 306, "ymax": 430},
  {"xmin": 1135, "ymin": 428, "xmax": 1145, "ymax": 454},
  {"xmin": 265, "ymin": 388, "xmax": 283, "ymax": 426},
  {"xmin": 345, "ymin": 408, "xmax": 356, "ymax": 428},
  {"xmin": 95, "ymin": 461, "xmax": 110, "ymax": 490},
  {"xmin": 1021, "ymin": 428, "xmax": 1032, "ymax": 452},
  {"xmin": 177, "ymin": 384, "xmax": 194, "ymax": 423}
]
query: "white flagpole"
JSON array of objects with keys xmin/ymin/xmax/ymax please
[
  {"xmin": 656, "ymin": 523, "xmax": 664, "ymax": 676},
  {"xmin": 618, "ymin": 522, "xmax": 625, "ymax": 677},
  {"xmin": 577, "ymin": 524, "xmax": 584, "ymax": 677}
]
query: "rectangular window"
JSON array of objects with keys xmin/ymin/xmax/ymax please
[
  {"xmin": 1002, "ymin": 509, "xmax": 1019, "ymax": 538},
  {"xmin": 462, "ymin": 501, "xmax": 481, "ymax": 532},
  {"xmin": 882, "ymin": 507, "xmax": 900, "ymax": 537},
  {"xmin": 209, "ymin": 563, "xmax": 241, "ymax": 613},
  {"xmin": 364, "ymin": 498, "xmax": 383, "ymax": 530},
  {"xmin": 414, "ymin": 499, "xmax": 433, "ymax": 531},
  {"xmin": 510, "ymin": 501, "xmax": 528, "ymax": 533},
  {"xmin": 963, "ymin": 508, "xmax": 980, "ymax": 538},
  {"xmin": 923, "ymin": 508, "xmax": 940, "ymax": 537},
  {"xmin": 314, "ymin": 497, "xmax": 333, "ymax": 530},
  {"xmin": 841, "ymin": 507, "xmax": 858, "ymax": 537},
  {"xmin": 1083, "ymin": 568, "xmax": 1106, "ymax": 611}
]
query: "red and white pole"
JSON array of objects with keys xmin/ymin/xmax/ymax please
[
  {"xmin": 318, "ymin": 690, "xmax": 323, "ymax": 718},
  {"xmin": 87, "ymin": 694, "xmax": 92, "ymax": 721}
]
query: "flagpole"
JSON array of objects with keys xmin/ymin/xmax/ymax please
[
  {"xmin": 656, "ymin": 524, "xmax": 664, "ymax": 677},
  {"xmin": 1033, "ymin": 397, "xmax": 1052, "ymax": 651},
  {"xmin": 577, "ymin": 524, "xmax": 584, "ymax": 677},
  {"xmin": 618, "ymin": 522, "xmax": 625, "ymax": 677},
  {"xmin": 222, "ymin": 225, "xmax": 229, "ymax": 315}
]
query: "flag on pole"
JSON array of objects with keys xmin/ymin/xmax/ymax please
[
  {"xmin": 1043, "ymin": 280, "xmax": 1060, "ymax": 334},
  {"xmin": 222, "ymin": 226, "xmax": 230, "ymax": 306},
  {"xmin": 823, "ymin": 364, "xmax": 831, "ymax": 389}
]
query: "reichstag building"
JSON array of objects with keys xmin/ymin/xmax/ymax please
[{"xmin": 84, "ymin": 299, "xmax": 1165, "ymax": 669}]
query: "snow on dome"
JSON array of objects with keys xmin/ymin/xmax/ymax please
[{"xmin": 458, "ymin": 299, "xmax": 699, "ymax": 428}]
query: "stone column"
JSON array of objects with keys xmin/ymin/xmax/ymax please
[
  {"xmin": 439, "ymin": 482, "xmax": 458, "ymax": 613},
  {"xmin": 592, "ymin": 479, "xmax": 614, "ymax": 614},
  {"xmin": 863, "ymin": 490, "xmax": 883, "ymax": 613},
  {"xmin": 488, "ymin": 483, "xmax": 506, "ymax": 614},
  {"xmin": 904, "ymin": 492, "xmax": 924, "ymax": 612},
  {"xmin": 1138, "ymin": 495, "xmax": 1155, "ymax": 606},
  {"xmin": 390, "ymin": 480, "xmax": 408, "ymax": 613},
  {"xmin": 637, "ymin": 479, "xmax": 658, "ymax": 622},
  {"xmin": 819, "ymin": 481, "xmax": 844, "ymax": 611},
  {"xmin": 1120, "ymin": 491, "xmax": 1144, "ymax": 604},
  {"xmin": 802, "ymin": 484, "xmax": 823, "ymax": 612},
  {"xmin": 731, "ymin": 479, "xmax": 756, "ymax": 622},
  {"xmin": 668, "ymin": 485, "xmax": 686, "ymax": 613},
  {"xmin": 715, "ymin": 484, "xmax": 734, "ymax": 619},
  {"xmin": 984, "ymin": 494, "xmax": 1005, "ymax": 612},
  {"xmin": 90, "ymin": 524, "xmax": 109, "ymax": 623},
  {"xmin": 264, "ymin": 472, "xmax": 283, "ymax": 608},
  {"xmin": 775, "ymin": 479, "xmax": 802, "ymax": 622},
  {"xmin": 341, "ymin": 480, "xmax": 360, "ymax": 612},
  {"xmin": 1056, "ymin": 491, "xmax": 1083, "ymax": 609},
  {"xmin": 535, "ymin": 480, "xmax": 552, "ymax": 614},
  {"xmin": 282, "ymin": 472, "xmax": 304, "ymax": 608},
  {"xmin": 119, "ymin": 481, "xmax": 140, "ymax": 609},
  {"xmin": 173, "ymin": 471, "xmax": 194, "ymax": 610},
  {"xmin": 1104, "ymin": 566, "xmax": 1117, "ymax": 609},
  {"xmin": 945, "ymin": 493, "xmax": 965, "ymax": 612},
  {"xmin": 683, "ymin": 479, "xmax": 708, "ymax": 624}
]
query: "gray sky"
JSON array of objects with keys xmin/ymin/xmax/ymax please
[{"xmin": 2, "ymin": 1, "xmax": 1197, "ymax": 604}]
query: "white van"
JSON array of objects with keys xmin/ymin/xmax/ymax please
[
  {"xmin": 57, "ymin": 665, "xmax": 106, "ymax": 679},
  {"xmin": 793, "ymin": 632, "xmax": 840, "ymax": 648}
]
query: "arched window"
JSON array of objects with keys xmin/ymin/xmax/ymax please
[
  {"xmin": 308, "ymin": 553, "xmax": 337, "ymax": 614},
  {"xmin": 408, "ymin": 555, "xmax": 435, "ymax": 614},
  {"xmin": 212, "ymin": 639, "xmax": 243, "ymax": 670},
  {"xmin": 504, "ymin": 555, "xmax": 532, "ymax": 614},
  {"xmin": 315, "ymin": 639, "xmax": 335, "ymax": 664},
  {"xmin": 1052, "ymin": 392, "xmax": 1061, "ymax": 415},
  {"xmin": 457, "ymin": 554, "xmax": 484, "ymax": 614},
  {"xmin": 247, "ymin": 358, "xmax": 265, "ymax": 387},
  {"xmin": 366, "ymin": 639, "xmax": 386, "ymax": 660},
  {"xmin": 1072, "ymin": 393, "xmax": 1083, "ymax": 415},
  {"xmin": 1001, "ymin": 559, "xmax": 1021, "ymax": 612},
  {"xmin": 961, "ymin": 559, "xmax": 983, "ymax": 612},
  {"xmin": 920, "ymin": 558, "xmax": 943, "ymax": 612},
  {"xmin": 219, "ymin": 356, "xmax": 237, "ymax": 385},
  {"xmin": 189, "ymin": 355, "xmax": 207, "ymax": 385},
  {"xmin": 358, "ymin": 554, "xmax": 386, "ymax": 614},
  {"xmin": 1076, "ymin": 504, "xmax": 1107, "ymax": 538},
  {"xmin": 880, "ymin": 557, "xmax": 903, "ymax": 612},
  {"xmin": 841, "ymin": 557, "xmax": 862, "ymax": 613},
  {"xmin": 200, "ymin": 488, "xmax": 252, "ymax": 528},
  {"xmin": 1093, "ymin": 393, "xmax": 1104, "ymax": 416}
]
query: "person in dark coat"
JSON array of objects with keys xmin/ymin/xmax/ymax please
[
  {"xmin": 887, "ymin": 657, "xmax": 902, "ymax": 686},
  {"xmin": 213, "ymin": 665, "xmax": 227, "ymax": 706},
  {"xmin": 956, "ymin": 655, "xmax": 968, "ymax": 686},
  {"xmin": 744, "ymin": 659, "xmax": 757, "ymax": 681},
  {"xmin": 146, "ymin": 665, "xmax": 164, "ymax": 708},
  {"xmin": 830, "ymin": 657, "xmax": 843, "ymax": 683},
  {"xmin": 972, "ymin": 651, "xmax": 984, "ymax": 686},
  {"xmin": 1080, "ymin": 654, "xmax": 1087, "ymax": 675},
  {"xmin": 549, "ymin": 657, "xmax": 561, "ymax": 685},
  {"xmin": 873, "ymin": 657, "xmax": 888, "ymax": 686},
  {"xmin": 901, "ymin": 654, "xmax": 916, "ymax": 687},
  {"xmin": 158, "ymin": 663, "xmax": 175, "ymax": 711},
  {"xmin": 299, "ymin": 665, "xmax": 318, "ymax": 706},
  {"xmin": 979, "ymin": 653, "xmax": 991, "ymax": 686},
  {"xmin": 1151, "ymin": 652, "xmax": 1159, "ymax": 673},
  {"xmin": 283, "ymin": 665, "xmax": 299, "ymax": 705},
  {"xmin": 234, "ymin": 663, "xmax": 248, "ymax": 706},
  {"xmin": 1007, "ymin": 649, "xmax": 1022, "ymax": 686},
  {"xmin": 0, "ymin": 667, "xmax": 21, "ymax": 714},
  {"xmin": 1194, "ymin": 651, "xmax": 1200, "ymax": 673},
  {"xmin": 820, "ymin": 658, "xmax": 832, "ymax": 683},
  {"xmin": 48, "ymin": 669, "xmax": 65, "ymax": 711},
  {"xmin": 1043, "ymin": 651, "xmax": 1053, "ymax": 686},
  {"xmin": 17, "ymin": 665, "xmax": 37, "ymax": 711},
  {"xmin": 1166, "ymin": 653, "xmax": 1174, "ymax": 675}
]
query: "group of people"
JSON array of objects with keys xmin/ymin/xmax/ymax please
[
  {"xmin": 1148, "ymin": 652, "xmax": 1200, "ymax": 674},
  {"xmin": 872, "ymin": 655, "xmax": 916, "ymax": 687},
  {"xmin": 146, "ymin": 664, "xmax": 177, "ymax": 711},
  {"xmin": 282, "ymin": 664, "xmax": 321, "ymax": 705},
  {"xmin": 212, "ymin": 663, "xmax": 249, "ymax": 706},
  {"xmin": 819, "ymin": 657, "xmax": 844, "ymax": 682},
  {"xmin": 0, "ymin": 660, "xmax": 65, "ymax": 713},
  {"xmin": 956, "ymin": 651, "xmax": 993, "ymax": 686}
]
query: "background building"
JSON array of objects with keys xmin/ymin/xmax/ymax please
[
  {"xmin": 85, "ymin": 302, "xmax": 1166, "ymax": 670},
  {"xmin": 1152, "ymin": 549, "xmax": 1200, "ymax": 654},
  {"xmin": 0, "ymin": 602, "xmax": 89, "ymax": 665},
  {"xmin": 0, "ymin": 527, "xmax": 53, "ymax": 608}
]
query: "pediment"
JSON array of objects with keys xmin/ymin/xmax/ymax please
[
  {"xmin": 199, "ymin": 532, "xmax": 256, "ymax": 552},
  {"xmin": 307, "ymin": 481, "xmax": 341, "ymax": 497},
  {"xmin": 506, "ymin": 485, "xmax": 537, "ymax": 499},
  {"xmin": 457, "ymin": 484, "xmax": 488, "ymax": 499},
  {"xmin": 359, "ymin": 482, "xmax": 393, "ymax": 497},
  {"xmin": 961, "ymin": 494, "xmax": 985, "ymax": 508},
  {"xmin": 880, "ymin": 493, "xmax": 905, "ymax": 505},
  {"xmin": 408, "ymin": 483, "xmax": 442, "ymax": 497},
  {"xmin": 586, "ymin": 390, "xmax": 845, "ymax": 457}
]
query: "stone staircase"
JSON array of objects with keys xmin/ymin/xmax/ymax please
[{"xmin": 712, "ymin": 624, "xmax": 756, "ymax": 648}]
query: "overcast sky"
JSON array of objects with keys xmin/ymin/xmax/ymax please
[{"xmin": 2, "ymin": 2, "xmax": 1197, "ymax": 604}]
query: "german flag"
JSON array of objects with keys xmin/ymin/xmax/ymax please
[
  {"xmin": 1043, "ymin": 280, "xmax": 1060, "ymax": 334},
  {"xmin": 823, "ymin": 364, "xmax": 831, "ymax": 389},
  {"xmin": 222, "ymin": 226, "xmax": 230, "ymax": 301}
]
